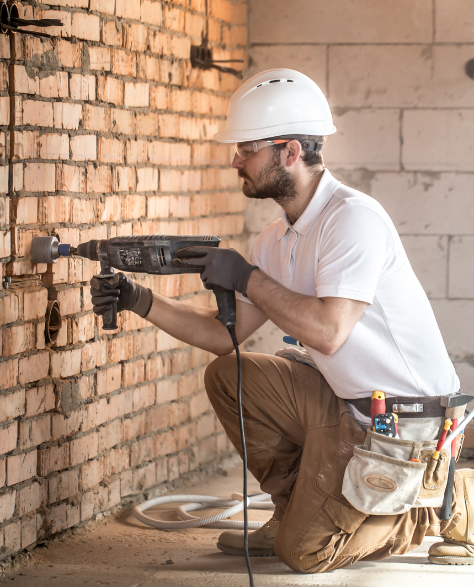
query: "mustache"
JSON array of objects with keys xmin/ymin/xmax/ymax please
[{"xmin": 238, "ymin": 170, "xmax": 250, "ymax": 179}]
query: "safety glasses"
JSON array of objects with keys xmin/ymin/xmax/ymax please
[{"xmin": 234, "ymin": 139, "xmax": 289, "ymax": 160}]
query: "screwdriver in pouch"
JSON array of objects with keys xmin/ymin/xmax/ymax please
[{"xmin": 432, "ymin": 419, "xmax": 452, "ymax": 461}]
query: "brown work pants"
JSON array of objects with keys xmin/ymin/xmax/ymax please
[{"xmin": 204, "ymin": 352, "xmax": 464, "ymax": 573}]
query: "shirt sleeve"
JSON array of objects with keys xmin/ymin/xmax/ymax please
[{"xmin": 315, "ymin": 203, "xmax": 393, "ymax": 304}]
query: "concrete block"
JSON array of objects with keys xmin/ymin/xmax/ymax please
[
  {"xmin": 435, "ymin": 0, "xmax": 474, "ymax": 42},
  {"xmin": 250, "ymin": 0, "xmax": 432, "ymax": 44},
  {"xmin": 431, "ymin": 300, "xmax": 474, "ymax": 361},
  {"xmin": 329, "ymin": 45, "xmax": 474, "ymax": 109},
  {"xmin": 401, "ymin": 236, "xmax": 447, "ymax": 299},
  {"xmin": 247, "ymin": 45, "xmax": 327, "ymax": 94},
  {"xmin": 245, "ymin": 198, "xmax": 281, "ymax": 235},
  {"xmin": 324, "ymin": 109, "xmax": 400, "ymax": 170},
  {"xmin": 402, "ymin": 110, "xmax": 474, "ymax": 171},
  {"xmin": 245, "ymin": 321, "xmax": 286, "ymax": 356},
  {"xmin": 449, "ymin": 236, "xmax": 474, "ymax": 299},
  {"xmin": 371, "ymin": 172, "xmax": 474, "ymax": 235}
]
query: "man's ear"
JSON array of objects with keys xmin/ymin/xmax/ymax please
[{"xmin": 282, "ymin": 140, "xmax": 302, "ymax": 167}]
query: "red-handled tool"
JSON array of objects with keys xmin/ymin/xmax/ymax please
[
  {"xmin": 371, "ymin": 390, "xmax": 386, "ymax": 429},
  {"xmin": 433, "ymin": 419, "xmax": 452, "ymax": 461}
]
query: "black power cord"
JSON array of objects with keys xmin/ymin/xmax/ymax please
[{"xmin": 228, "ymin": 325, "xmax": 255, "ymax": 587}]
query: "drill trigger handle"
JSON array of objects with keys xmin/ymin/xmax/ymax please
[
  {"xmin": 211, "ymin": 284, "xmax": 237, "ymax": 330},
  {"xmin": 96, "ymin": 263, "xmax": 120, "ymax": 331}
]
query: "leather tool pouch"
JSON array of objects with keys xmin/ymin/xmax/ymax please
[{"xmin": 341, "ymin": 430, "xmax": 461, "ymax": 515}]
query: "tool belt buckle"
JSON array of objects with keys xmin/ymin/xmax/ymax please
[{"xmin": 392, "ymin": 403, "xmax": 423, "ymax": 414}]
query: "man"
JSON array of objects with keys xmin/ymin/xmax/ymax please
[{"xmin": 91, "ymin": 69, "xmax": 474, "ymax": 572}]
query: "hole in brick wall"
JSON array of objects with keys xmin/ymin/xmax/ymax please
[
  {"xmin": 9, "ymin": 3, "xmax": 18, "ymax": 33},
  {"xmin": 0, "ymin": 2, "xmax": 9, "ymax": 34},
  {"xmin": 45, "ymin": 300, "xmax": 61, "ymax": 345}
]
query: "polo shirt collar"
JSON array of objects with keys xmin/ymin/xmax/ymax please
[{"xmin": 277, "ymin": 169, "xmax": 341, "ymax": 241}]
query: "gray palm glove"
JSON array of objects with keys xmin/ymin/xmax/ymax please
[
  {"xmin": 175, "ymin": 247, "xmax": 259, "ymax": 296},
  {"xmin": 90, "ymin": 273, "xmax": 153, "ymax": 318}
]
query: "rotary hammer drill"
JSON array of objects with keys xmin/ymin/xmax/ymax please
[{"xmin": 31, "ymin": 235, "xmax": 237, "ymax": 332}]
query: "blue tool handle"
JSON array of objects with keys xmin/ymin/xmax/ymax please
[{"xmin": 283, "ymin": 336, "xmax": 302, "ymax": 346}]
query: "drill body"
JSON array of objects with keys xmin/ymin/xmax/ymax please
[{"xmin": 31, "ymin": 234, "xmax": 237, "ymax": 332}]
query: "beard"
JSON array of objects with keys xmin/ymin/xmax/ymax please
[{"xmin": 239, "ymin": 156, "xmax": 298, "ymax": 206}]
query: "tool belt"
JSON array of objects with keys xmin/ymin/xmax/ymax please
[
  {"xmin": 349, "ymin": 395, "xmax": 446, "ymax": 418},
  {"xmin": 342, "ymin": 429, "xmax": 464, "ymax": 516}
]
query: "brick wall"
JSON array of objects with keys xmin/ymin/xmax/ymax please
[
  {"xmin": 0, "ymin": 0, "xmax": 247, "ymax": 554},
  {"xmin": 247, "ymin": 0, "xmax": 474, "ymax": 400}
]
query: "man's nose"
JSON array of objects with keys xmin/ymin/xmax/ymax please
[{"xmin": 232, "ymin": 153, "xmax": 245, "ymax": 168}]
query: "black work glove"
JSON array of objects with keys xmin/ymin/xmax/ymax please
[
  {"xmin": 90, "ymin": 273, "xmax": 153, "ymax": 318},
  {"xmin": 176, "ymin": 247, "xmax": 259, "ymax": 296}
]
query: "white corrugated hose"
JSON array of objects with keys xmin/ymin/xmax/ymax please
[{"xmin": 133, "ymin": 492, "xmax": 273, "ymax": 530}]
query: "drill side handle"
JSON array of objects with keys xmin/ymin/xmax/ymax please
[
  {"xmin": 96, "ymin": 262, "xmax": 119, "ymax": 331},
  {"xmin": 211, "ymin": 285, "xmax": 237, "ymax": 331}
]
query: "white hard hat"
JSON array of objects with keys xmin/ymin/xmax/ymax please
[{"xmin": 215, "ymin": 68, "xmax": 336, "ymax": 143}]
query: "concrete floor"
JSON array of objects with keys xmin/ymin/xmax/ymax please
[{"xmin": 2, "ymin": 463, "xmax": 474, "ymax": 587}]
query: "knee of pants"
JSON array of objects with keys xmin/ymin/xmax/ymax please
[
  {"xmin": 204, "ymin": 353, "xmax": 238, "ymax": 400},
  {"xmin": 274, "ymin": 531, "xmax": 315, "ymax": 574}
]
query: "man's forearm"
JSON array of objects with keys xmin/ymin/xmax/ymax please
[
  {"xmin": 146, "ymin": 292, "xmax": 234, "ymax": 355},
  {"xmin": 246, "ymin": 270, "xmax": 341, "ymax": 354}
]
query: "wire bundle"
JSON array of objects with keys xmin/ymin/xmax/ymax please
[{"xmin": 0, "ymin": 2, "xmax": 62, "ymax": 38}]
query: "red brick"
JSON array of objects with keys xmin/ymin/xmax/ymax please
[
  {"xmin": 53, "ymin": 103, "xmax": 82, "ymax": 130},
  {"xmin": 56, "ymin": 164, "xmax": 85, "ymax": 193},
  {"xmin": 51, "ymin": 411, "xmax": 81, "ymax": 440},
  {"xmin": 11, "ymin": 195, "xmax": 38, "ymax": 225},
  {"xmin": 90, "ymin": 0, "xmax": 115, "ymax": 14},
  {"xmin": 0, "ymin": 422, "xmax": 18, "ymax": 455},
  {"xmin": 18, "ymin": 352, "xmax": 49, "ymax": 386},
  {"xmin": 80, "ymin": 458, "xmax": 103, "ymax": 490},
  {"xmin": 70, "ymin": 135, "xmax": 97, "ymax": 161},
  {"xmin": 124, "ymin": 82, "xmax": 149, "ymax": 108},
  {"xmin": 24, "ymin": 163, "xmax": 55, "ymax": 193},
  {"xmin": 38, "ymin": 195, "xmax": 70, "ymax": 223},
  {"xmin": 50, "ymin": 349, "xmax": 81, "ymax": 378},
  {"xmin": 23, "ymin": 288, "xmax": 48, "ymax": 321},
  {"xmin": 88, "ymin": 47, "xmax": 111, "ymax": 72},
  {"xmin": 39, "ymin": 72, "xmax": 68, "ymax": 99},
  {"xmin": 70, "ymin": 432, "xmax": 99, "ymax": 466},
  {"xmin": 115, "ymin": 0, "xmax": 135, "ymax": 18},
  {"xmin": 22, "ymin": 101, "xmax": 53, "ymax": 127},
  {"xmin": 7, "ymin": 450, "xmax": 37, "ymax": 486},
  {"xmin": 2, "ymin": 324, "xmax": 35, "ymax": 356},
  {"xmin": 19, "ymin": 415, "xmax": 51, "ymax": 449},
  {"xmin": 98, "ymin": 420, "xmax": 121, "ymax": 453},
  {"xmin": 82, "ymin": 340, "xmax": 107, "ymax": 372},
  {"xmin": 141, "ymin": 0, "xmax": 163, "ymax": 25},
  {"xmin": 56, "ymin": 39, "xmax": 82, "ymax": 69},
  {"xmin": 98, "ymin": 137, "xmax": 124, "ymax": 164},
  {"xmin": 39, "ymin": 133, "xmax": 69, "ymax": 161},
  {"xmin": 0, "ymin": 359, "xmax": 19, "ymax": 390},
  {"xmin": 97, "ymin": 76, "xmax": 124, "ymax": 105},
  {"xmin": 111, "ymin": 50, "xmax": 137, "ymax": 77},
  {"xmin": 97, "ymin": 364, "xmax": 122, "ymax": 396},
  {"xmin": 86, "ymin": 164, "xmax": 112, "ymax": 194},
  {"xmin": 124, "ymin": 24, "xmax": 149, "ymax": 52},
  {"xmin": 72, "ymin": 13, "xmax": 100, "ymax": 42},
  {"xmin": 48, "ymin": 469, "xmax": 79, "ymax": 504},
  {"xmin": 56, "ymin": 288, "xmax": 81, "ymax": 316},
  {"xmin": 25, "ymin": 385, "xmax": 55, "ymax": 418},
  {"xmin": 0, "ymin": 492, "xmax": 16, "ymax": 524},
  {"xmin": 113, "ymin": 166, "xmax": 136, "ymax": 193},
  {"xmin": 18, "ymin": 481, "xmax": 46, "ymax": 515},
  {"xmin": 38, "ymin": 445, "xmax": 69, "ymax": 476},
  {"xmin": 122, "ymin": 360, "xmax": 145, "ymax": 389},
  {"xmin": 70, "ymin": 74, "xmax": 96, "ymax": 101},
  {"xmin": 101, "ymin": 20, "xmax": 123, "ymax": 46}
]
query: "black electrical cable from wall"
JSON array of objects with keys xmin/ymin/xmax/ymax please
[{"xmin": 228, "ymin": 325, "xmax": 255, "ymax": 587}]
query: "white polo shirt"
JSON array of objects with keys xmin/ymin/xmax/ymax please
[{"xmin": 238, "ymin": 169, "xmax": 459, "ymax": 402}]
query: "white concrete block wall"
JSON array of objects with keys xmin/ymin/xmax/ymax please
[{"xmin": 247, "ymin": 0, "xmax": 474, "ymax": 391}]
